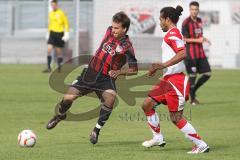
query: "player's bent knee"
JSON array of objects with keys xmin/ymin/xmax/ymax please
[
  {"xmin": 103, "ymin": 90, "xmax": 117, "ymax": 100},
  {"xmin": 104, "ymin": 89, "xmax": 117, "ymax": 97},
  {"xmin": 170, "ymin": 118, "xmax": 178, "ymax": 125},
  {"xmin": 63, "ymin": 94, "xmax": 77, "ymax": 102},
  {"xmin": 142, "ymin": 97, "xmax": 154, "ymax": 112},
  {"xmin": 103, "ymin": 98, "xmax": 116, "ymax": 108},
  {"xmin": 203, "ymin": 72, "xmax": 211, "ymax": 77},
  {"xmin": 102, "ymin": 90, "xmax": 117, "ymax": 108},
  {"xmin": 189, "ymin": 74, "xmax": 197, "ymax": 77},
  {"xmin": 170, "ymin": 116, "xmax": 180, "ymax": 125},
  {"xmin": 169, "ymin": 111, "xmax": 183, "ymax": 125}
]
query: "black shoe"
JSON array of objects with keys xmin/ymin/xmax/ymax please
[
  {"xmin": 89, "ymin": 130, "xmax": 99, "ymax": 144},
  {"xmin": 191, "ymin": 99, "xmax": 200, "ymax": 106},
  {"xmin": 57, "ymin": 67, "xmax": 61, "ymax": 73},
  {"xmin": 42, "ymin": 68, "xmax": 51, "ymax": 73},
  {"xmin": 46, "ymin": 114, "xmax": 66, "ymax": 130}
]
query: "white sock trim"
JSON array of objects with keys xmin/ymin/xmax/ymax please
[
  {"xmin": 96, "ymin": 123, "xmax": 102, "ymax": 129},
  {"xmin": 153, "ymin": 133, "xmax": 164, "ymax": 141}
]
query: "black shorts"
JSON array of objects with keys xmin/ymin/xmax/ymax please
[
  {"xmin": 70, "ymin": 68, "xmax": 116, "ymax": 99},
  {"xmin": 47, "ymin": 31, "xmax": 65, "ymax": 48},
  {"xmin": 184, "ymin": 58, "xmax": 211, "ymax": 74}
]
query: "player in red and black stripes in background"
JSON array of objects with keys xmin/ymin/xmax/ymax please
[
  {"xmin": 46, "ymin": 12, "xmax": 138, "ymax": 144},
  {"xmin": 182, "ymin": 1, "xmax": 211, "ymax": 105}
]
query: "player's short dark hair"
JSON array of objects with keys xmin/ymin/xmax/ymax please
[
  {"xmin": 189, "ymin": 1, "xmax": 199, "ymax": 7},
  {"xmin": 51, "ymin": 0, "xmax": 58, "ymax": 3},
  {"xmin": 112, "ymin": 11, "xmax": 131, "ymax": 33},
  {"xmin": 160, "ymin": 5, "xmax": 183, "ymax": 24}
]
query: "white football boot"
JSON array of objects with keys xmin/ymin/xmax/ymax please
[
  {"xmin": 142, "ymin": 138, "xmax": 166, "ymax": 148},
  {"xmin": 187, "ymin": 145, "xmax": 210, "ymax": 154}
]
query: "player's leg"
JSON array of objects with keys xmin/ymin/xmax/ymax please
[
  {"xmin": 55, "ymin": 47, "xmax": 63, "ymax": 72},
  {"xmin": 46, "ymin": 87, "xmax": 80, "ymax": 129},
  {"xmin": 166, "ymin": 74, "xmax": 209, "ymax": 153},
  {"xmin": 48, "ymin": 32, "xmax": 64, "ymax": 72},
  {"xmin": 169, "ymin": 110, "xmax": 209, "ymax": 154},
  {"xmin": 46, "ymin": 75, "xmax": 93, "ymax": 129},
  {"xmin": 184, "ymin": 59, "xmax": 198, "ymax": 105},
  {"xmin": 90, "ymin": 89, "xmax": 116, "ymax": 144},
  {"xmin": 141, "ymin": 79, "xmax": 171, "ymax": 148},
  {"xmin": 189, "ymin": 73, "xmax": 198, "ymax": 105},
  {"xmin": 43, "ymin": 44, "xmax": 54, "ymax": 73},
  {"xmin": 141, "ymin": 97, "xmax": 166, "ymax": 148},
  {"xmin": 194, "ymin": 58, "xmax": 211, "ymax": 94}
]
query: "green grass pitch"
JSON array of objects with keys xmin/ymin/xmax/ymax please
[{"xmin": 0, "ymin": 64, "xmax": 240, "ymax": 160}]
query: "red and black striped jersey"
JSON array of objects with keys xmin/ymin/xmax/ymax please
[
  {"xmin": 182, "ymin": 17, "xmax": 206, "ymax": 59},
  {"xmin": 89, "ymin": 26, "xmax": 137, "ymax": 76}
]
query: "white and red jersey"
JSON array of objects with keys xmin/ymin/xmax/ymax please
[
  {"xmin": 162, "ymin": 27, "xmax": 185, "ymax": 77},
  {"xmin": 148, "ymin": 27, "xmax": 189, "ymax": 112}
]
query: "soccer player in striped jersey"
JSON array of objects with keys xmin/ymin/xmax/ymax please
[
  {"xmin": 46, "ymin": 12, "xmax": 138, "ymax": 145},
  {"xmin": 141, "ymin": 6, "xmax": 209, "ymax": 154},
  {"xmin": 182, "ymin": 1, "xmax": 211, "ymax": 105},
  {"xmin": 43, "ymin": 0, "xmax": 69, "ymax": 73}
]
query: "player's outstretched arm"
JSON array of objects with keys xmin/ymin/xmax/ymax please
[
  {"xmin": 184, "ymin": 37, "xmax": 211, "ymax": 45},
  {"xmin": 121, "ymin": 67, "xmax": 138, "ymax": 76},
  {"xmin": 108, "ymin": 67, "xmax": 138, "ymax": 78},
  {"xmin": 184, "ymin": 37, "xmax": 204, "ymax": 43},
  {"xmin": 161, "ymin": 49, "xmax": 186, "ymax": 68},
  {"xmin": 148, "ymin": 50, "xmax": 186, "ymax": 77}
]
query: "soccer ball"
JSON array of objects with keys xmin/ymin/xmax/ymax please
[{"xmin": 18, "ymin": 129, "xmax": 37, "ymax": 147}]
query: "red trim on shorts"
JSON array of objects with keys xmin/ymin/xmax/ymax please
[
  {"xmin": 148, "ymin": 95, "xmax": 161, "ymax": 104},
  {"xmin": 176, "ymin": 118, "xmax": 187, "ymax": 129},
  {"xmin": 163, "ymin": 72, "xmax": 185, "ymax": 79}
]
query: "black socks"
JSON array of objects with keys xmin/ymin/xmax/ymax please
[
  {"xmin": 94, "ymin": 104, "xmax": 113, "ymax": 133},
  {"xmin": 195, "ymin": 74, "xmax": 211, "ymax": 92},
  {"xmin": 47, "ymin": 55, "xmax": 52, "ymax": 70}
]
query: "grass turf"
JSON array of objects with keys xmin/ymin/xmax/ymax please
[{"xmin": 0, "ymin": 64, "xmax": 240, "ymax": 160}]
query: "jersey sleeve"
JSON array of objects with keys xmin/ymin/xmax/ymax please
[
  {"xmin": 181, "ymin": 20, "xmax": 189, "ymax": 38},
  {"xmin": 125, "ymin": 46, "xmax": 138, "ymax": 69},
  {"xmin": 166, "ymin": 30, "xmax": 185, "ymax": 53},
  {"xmin": 62, "ymin": 11, "xmax": 69, "ymax": 32},
  {"xmin": 100, "ymin": 26, "xmax": 112, "ymax": 44},
  {"xmin": 198, "ymin": 18, "xmax": 203, "ymax": 35},
  {"xmin": 48, "ymin": 12, "xmax": 51, "ymax": 31}
]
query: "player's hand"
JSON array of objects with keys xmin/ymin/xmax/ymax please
[
  {"xmin": 197, "ymin": 37, "xmax": 204, "ymax": 43},
  {"xmin": 148, "ymin": 67, "xmax": 157, "ymax": 77},
  {"xmin": 108, "ymin": 70, "xmax": 121, "ymax": 78},
  {"xmin": 148, "ymin": 63, "xmax": 165, "ymax": 77},
  {"xmin": 62, "ymin": 32, "xmax": 70, "ymax": 42},
  {"xmin": 45, "ymin": 32, "xmax": 50, "ymax": 41},
  {"xmin": 152, "ymin": 63, "xmax": 165, "ymax": 70},
  {"xmin": 204, "ymin": 37, "xmax": 211, "ymax": 45},
  {"xmin": 197, "ymin": 37, "xmax": 211, "ymax": 45}
]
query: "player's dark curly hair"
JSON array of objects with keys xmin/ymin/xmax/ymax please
[
  {"xmin": 112, "ymin": 11, "xmax": 131, "ymax": 33},
  {"xmin": 190, "ymin": 1, "xmax": 199, "ymax": 7},
  {"xmin": 160, "ymin": 5, "xmax": 183, "ymax": 24}
]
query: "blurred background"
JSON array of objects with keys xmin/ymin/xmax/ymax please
[{"xmin": 0, "ymin": 0, "xmax": 239, "ymax": 68}]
